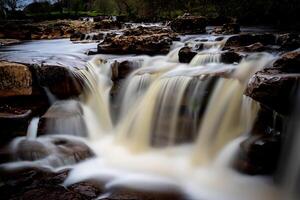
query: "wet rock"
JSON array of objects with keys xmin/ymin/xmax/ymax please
[
  {"xmin": 10, "ymin": 135, "xmax": 94, "ymax": 166},
  {"xmin": 35, "ymin": 64, "xmax": 83, "ymax": 99},
  {"xmin": 220, "ymin": 51, "xmax": 242, "ymax": 64},
  {"xmin": 0, "ymin": 167, "xmax": 102, "ymax": 200},
  {"xmin": 111, "ymin": 60, "xmax": 141, "ymax": 81},
  {"xmin": 94, "ymin": 19, "xmax": 122, "ymax": 30},
  {"xmin": 178, "ymin": 47, "xmax": 198, "ymax": 63},
  {"xmin": 212, "ymin": 23, "xmax": 240, "ymax": 35},
  {"xmin": 170, "ymin": 14, "xmax": 208, "ymax": 34},
  {"xmin": 245, "ymin": 51, "xmax": 300, "ymax": 114},
  {"xmin": 234, "ymin": 134, "xmax": 281, "ymax": 175},
  {"xmin": 277, "ymin": 33, "xmax": 300, "ymax": 50},
  {"xmin": 0, "ymin": 61, "xmax": 32, "ymax": 97},
  {"xmin": 97, "ymin": 33, "xmax": 173, "ymax": 55},
  {"xmin": 224, "ymin": 33, "xmax": 276, "ymax": 48}
]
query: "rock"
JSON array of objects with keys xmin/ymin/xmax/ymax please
[
  {"xmin": 245, "ymin": 51, "xmax": 300, "ymax": 114},
  {"xmin": 97, "ymin": 33, "xmax": 173, "ymax": 55},
  {"xmin": 94, "ymin": 19, "xmax": 122, "ymax": 30},
  {"xmin": 0, "ymin": 95, "xmax": 50, "ymax": 144},
  {"xmin": 224, "ymin": 33, "xmax": 276, "ymax": 48},
  {"xmin": 178, "ymin": 47, "xmax": 198, "ymax": 63},
  {"xmin": 234, "ymin": 134, "xmax": 281, "ymax": 175},
  {"xmin": 0, "ymin": 61, "xmax": 32, "ymax": 97},
  {"xmin": 170, "ymin": 14, "xmax": 208, "ymax": 34},
  {"xmin": 10, "ymin": 135, "xmax": 94, "ymax": 166},
  {"xmin": 123, "ymin": 26, "xmax": 176, "ymax": 38},
  {"xmin": 220, "ymin": 51, "xmax": 242, "ymax": 64},
  {"xmin": 111, "ymin": 60, "xmax": 141, "ymax": 81},
  {"xmin": 0, "ymin": 167, "xmax": 102, "ymax": 200},
  {"xmin": 35, "ymin": 64, "xmax": 83, "ymax": 99},
  {"xmin": 277, "ymin": 33, "xmax": 300, "ymax": 50},
  {"xmin": 273, "ymin": 50, "xmax": 300, "ymax": 73},
  {"xmin": 212, "ymin": 23, "xmax": 240, "ymax": 35}
]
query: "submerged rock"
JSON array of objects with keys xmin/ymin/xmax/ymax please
[
  {"xmin": 170, "ymin": 14, "xmax": 208, "ymax": 34},
  {"xmin": 0, "ymin": 61, "xmax": 32, "ymax": 97}
]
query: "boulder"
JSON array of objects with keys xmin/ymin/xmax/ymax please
[
  {"xmin": 0, "ymin": 61, "xmax": 32, "ymax": 97},
  {"xmin": 277, "ymin": 33, "xmax": 300, "ymax": 50},
  {"xmin": 111, "ymin": 60, "xmax": 141, "ymax": 81},
  {"xmin": 170, "ymin": 14, "xmax": 208, "ymax": 34},
  {"xmin": 245, "ymin": 50, "xmax": 300, "ymax": 114},
  {"xmin": 34, "ymin": 64, "xmax": 83, "ymax": 99},
  {"xmin": 178, "ymin": 47, "xmax": 198, "ymax": 63},
  {"xmin": 70, "ymin": 31, "xmax": 85, "ymax": 41},
  {"xmin": 220, "ymin": 51, "xmax": 242, "ymax": 64}
]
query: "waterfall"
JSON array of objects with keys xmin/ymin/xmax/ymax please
[
  {"xmin": 190, "ymin": 52, "xmax": 221, "ymax": 66},
  {"xmin": 26, "ymin": 117, "xmax": 40, "ymax": 140},
  {"xmin": 192, "ymin": 54, "xmax": 274, "ymax": 165},
  {"xmin": 75, "ymin": 56, "xmax": 113, "ymax": 137}
]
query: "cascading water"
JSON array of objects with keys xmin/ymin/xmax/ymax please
[
  {"xmin": 3, "ymin": 35, "xmax": 283, "ymax": 200},
  {"xmin": 26, "ymin": 117, "xmax": 40, "ymax": 140}
]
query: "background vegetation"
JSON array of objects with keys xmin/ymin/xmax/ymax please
[{"xmin": 1, "ymin": 0, "xmax": 299, "ymax": 28}]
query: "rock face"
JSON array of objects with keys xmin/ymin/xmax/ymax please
[
  {"xmin": 170, "ymin": 14, "xmax": 208, "ymax": 34},
  {"xmin": 245, "ymin": 50, "xmax": 300, "ymax": 114},
  {"xmin": 98, "ymin": 33, "xmax": 173, "ymax": 55},
  {"xmin": 0, "ymin": 61, "xmax": 32, "ymax": 97}
]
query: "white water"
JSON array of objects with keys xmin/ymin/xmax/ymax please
[{"xmin": 26, "ymin": 117, "xmax": 40, "ymax": 140}]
